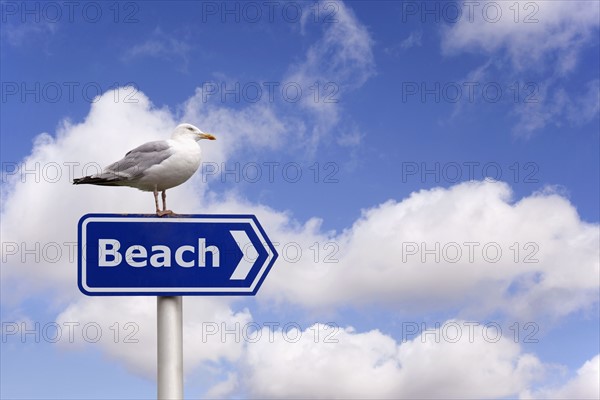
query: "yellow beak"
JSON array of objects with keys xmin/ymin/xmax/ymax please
[{"xmin": 198, "ymin": 133, "xmax": 216, "ymax": 140}]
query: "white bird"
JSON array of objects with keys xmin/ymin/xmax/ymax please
[{"xmin": 73, "ymin": 123, "xmax": 216, "ymax": 216}]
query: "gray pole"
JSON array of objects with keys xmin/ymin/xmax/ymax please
[{"xmin": 157, "ymin": 296, "xmax": 183, "ymax": 400}]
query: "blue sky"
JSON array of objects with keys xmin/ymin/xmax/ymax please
[{"xmin": 1, "ymin": 1, "xmax": 599, "ymax": 398}]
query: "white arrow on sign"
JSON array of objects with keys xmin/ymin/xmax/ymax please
[{"xmin": 229, "ymin": 230, "xmax": 257, "ymax": 280}]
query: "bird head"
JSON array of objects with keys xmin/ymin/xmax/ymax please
[{"xmin": 172, "ymin": 123, "xmax": 216, "ymax": 141}]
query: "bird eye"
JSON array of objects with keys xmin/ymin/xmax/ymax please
[{"xmin": 187, "ymin": 127, "xmax": 194, "ymax": 131}]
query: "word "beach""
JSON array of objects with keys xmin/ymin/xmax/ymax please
[{"xmin": 98, "ymin": 238, "xmax": 220, "ymax": 268}]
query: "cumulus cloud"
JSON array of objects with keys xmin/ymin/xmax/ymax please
[
  {"xmin": 261, "ymin": 180, "xmax": 599, "ymax": 319},
  {"xmin": 209, "ymin": 320, "xmax": 543, "ymax": 398},
  {"xmin": 55, "ymin": 297, "xmax": 251, "ymax": 379}
]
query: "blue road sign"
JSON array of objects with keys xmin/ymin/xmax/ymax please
[{"xmin": 77, "ymin": 214, "xmax": 278, "ymax": 296}]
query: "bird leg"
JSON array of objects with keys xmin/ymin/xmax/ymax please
[
  {"xmin": 154, "ymin": 189, "xmax": 173, "ymax": 216},
  {"xmin": 153, "ymin": 186, "xmax": 161, "ymax": 215},
  {"xmin": 161, "ymin": 190, "xmax": 173, "ymax": 215}
]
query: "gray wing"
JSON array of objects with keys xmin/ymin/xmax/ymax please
[
  {"xmin": 103, "ymin": 140, "xmax": 174, "ymax": 180},
  {"xmin": 74, "ymin": 140, "xmax": 174, "ymax": 186}
]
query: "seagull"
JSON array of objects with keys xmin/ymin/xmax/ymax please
[{"xmin": 73, "ymin": 123, "xmax": 216, "ymax": 216}]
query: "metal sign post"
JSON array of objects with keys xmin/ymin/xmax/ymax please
[{"xmin": 157, "ymin": 296, "xmax": 183, "ymax": 400}]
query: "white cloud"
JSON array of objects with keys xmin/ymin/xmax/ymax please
[
  {"xmin": 55, "ymin": 297, "xmax": 251, "ymax": 379},
  {"xmin": 513, "ymin": 79, "xmax": 600, "ymax": 135},
  {"xmin": 440, "ymin": 1, "xmax": 599, "ymax": 134},
  {"xmin": 210, "ymin": 320, "xmax": 543, "ymax": 398},
  {"xmin": 0, "ymin": 20, "xmax": 58, "ymax": 48},
  {"xmin": 291, "ymin": 0, "xmax": 375, "ymax": 88},
  {"xmin": 205, "ymin": 372, "xmax": 238, "ymax": 398},
  {"xmin": 336, "ymin": 128, "xmax": 363, "ymax": 147},
  {"xmin": 261, "ymin": 180, "xmax": 599, "ymax": 319},
  {"xmin": 180, "ymin": 88, "xmax": 294, "ymax": 164},
  {"xmin": 522, "ymin": 354, "xmax": 600, "ymax": 399},
  {"xmin": 441, "ymin": 1, "xmax": 600, "ymax": 74},
  {"xmin": 127, "ymin": 38, "xmax": 189, "ymax": 59},
  {"xmin": 400, "ymin": 30, "xmax": 422, "ymax": 50},
  {"xmin": 286, "ymin": 0, "xmax": 375, "ymax": 149},
  {"xmin": 122, "ymin": 27, "xmax": 192, "ymax": 70},
  {"xmin": 384, "ymin": 30, "xmax": 423, "ymax": 55}
]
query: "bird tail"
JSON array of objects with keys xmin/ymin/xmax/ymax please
[{"xmin": 73, "ymin": 175, "xmax": 122, "ymax": 186}]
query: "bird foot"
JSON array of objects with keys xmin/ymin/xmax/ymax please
[{"xmin": 156, "ymin": 209, "xmax": 174, "ymax": 217}]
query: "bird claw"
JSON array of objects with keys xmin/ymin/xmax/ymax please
[{"xmin": 156, "ymin": 210, "xmax": 174, "ymax": 217}]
